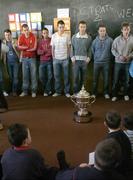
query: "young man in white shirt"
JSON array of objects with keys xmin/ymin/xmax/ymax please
[{"xmin": 51, "ymin": 20, "xmax": 71, "ymax": 97}]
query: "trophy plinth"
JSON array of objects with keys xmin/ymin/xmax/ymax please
[
  {"xmin": 74, "ymin": 111, "xmax": 92, "ymax": 123},
  {"xmin": 71, "ymin": 86, "xmax": 95, "ymax": 123}
]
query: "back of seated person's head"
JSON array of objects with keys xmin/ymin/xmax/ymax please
[
  {"xmin": 95, "ymin": 138, "xmax": 121, "ymax": 171},
  {"xmin": 123, "ymin": 112, "xmax": 133, "ymax": 130},
  {"xmin": 105, "ymin": 111, "xmax": 121, "ymax": 130},
  {"xmin": 7, "ymin": 123, "xmax": 31, "ymax": 147}
]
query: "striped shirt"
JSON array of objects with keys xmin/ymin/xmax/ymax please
[
  {"xmin": 51, "ymin": 32, "xmax": 71, "ymax": 60},
  {"xmin": 124, "ymin": 130, "xmax": 133, "ymax": 159}
]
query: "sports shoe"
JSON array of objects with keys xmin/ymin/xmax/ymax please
[
  {"xmin": 65, "ymin": 93, "xmax": 70, "ymax": 98},
  {"xmin": 104, "ymin": 94, "xmax": 110, "ymax": 99},
  {"xmin": 19, "ymin": 92, "xmax": 27, "ymax": 97},
  {"xmin": 92, "ymin": 94, "xmax": 96, "ymax": 98},
  {"xmin": 32, "ymin": 93, "xmax": 36, "ymax": 98},
  {"xmin": 43, "ymin": 93, "xmax": 48, "ymax": 97},
  {"xmin": 3, "ymin": 91, "xmax": 8, "ymax": 97},
  {"xmin": 124, "ymin": 95, "xmax": 129, "ymax": 101},
  {"xmin": 52, "ymin": 93, "xmax": 61, "ymax": 97},
  {"xmin": 112, "ymin": 97, "xmax": 117, "ymax": 102}
]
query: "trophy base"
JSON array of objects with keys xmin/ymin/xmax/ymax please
[{"xmin": 73, "ymin": 111, "xmax": 93, "ymax": 123}]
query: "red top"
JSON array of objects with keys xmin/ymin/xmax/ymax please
[
  {"xmin": 18, "ymin": 32, "xmax": 37, "ymax": 58},
  {"xmin": 14, "ymin": 145, "xmax": 30, "ymax": 151},
  {"xmin": 37, "ymin": 37, "xmax": 52, "ymax": 62}
]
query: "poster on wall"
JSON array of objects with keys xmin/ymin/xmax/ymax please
[
  {"xmin": 20, "ymin": 13, "xmax": 27, "ymax": 22},
  {"xmin": 57, "ymin": 8, "xmax": 69, "ymax": 18},
  {"xmin": 8, "ymin": 12, "xmax": 42, "ymax": 38},
  {"xmin": 8, "ymin": 14, "xmax": 16, "ymax": 22},
  {"xmin": 30, "ymin": 12, "xmax": 42, "ymax": 22},
  {"xmin": 9, "ymin": 22, "xmax": 16, "ymax": 31}
]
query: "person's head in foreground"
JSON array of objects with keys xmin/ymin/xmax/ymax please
[
  {"xmin": 104, "ymin": 111, "xmax": 121, "ymax": 130},
  {"xmin": 123, "ymin": 112, "xmax": 133, "ymax": 130},
  {"xmin": 7, "ymin": 123, "xmax": 32, "ymax": 147},
  {"xmin": 94, "ymin": 138, "xmax": 121, "ymax": 171}
]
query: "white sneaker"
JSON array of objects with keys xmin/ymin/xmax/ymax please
[
  {"xmin": 104, "ymin": 94, "xmax": 110, "ymax": 99},
  {"xmin": 65, "ymin": 93, "xmax": 70, "ymax": 98},
  {"xmin": 52, "ymin": 93, "xmax": 61, "ymax": 97},
  {"xmin": 43, "ymin": 93, "xmax": 48, "ymax": 97},
  {"xmin": 32, "ymin": 93, "xmax": 36, "ymax": 98},
  {"xmin": 19, "ymin": 92, "xmax": 27, "ymax": 97},
  {"xmin": 124, "ymin": 95, "xmax": 129, "ymax": 101},
  {"xmin": 3, "ymin": 91, "xmax": 8, "ymax": 97},
  {"xmin": 112, "ymin": 97, "xmax": 117, "ymax": 102}
]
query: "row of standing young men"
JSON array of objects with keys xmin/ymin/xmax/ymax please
[{"xmin": 0, "ymin": 20, "xmax": 133, "ymax": 101}]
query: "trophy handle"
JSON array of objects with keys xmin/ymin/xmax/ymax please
[
  {"xmin": 89, "ymin": 96, "xmax": 96, "ymax": 105},
  {"xmin": 71, "ymin": 95, "xmax": 77, "ymax": 106}
]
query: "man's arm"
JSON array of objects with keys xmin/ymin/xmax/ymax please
[
  {"xmin": 26, "ymin": 36, "xmax": 37, "ymax": 52},
  {"xmin": 18, "ymin": 36, "xmax": 28, "ymax": 50}
]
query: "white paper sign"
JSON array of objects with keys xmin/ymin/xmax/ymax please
[
  {"xmin": 89, "ymin": 152, "xmax": 95, "ymax": 165},
  {"xmin": 57, "ymin": 8, "xmax": 69, "ymax": 18}
]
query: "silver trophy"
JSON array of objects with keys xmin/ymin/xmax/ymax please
[{"xmin": 71, "ymin": 86, "xmax": 96, "ymax": 123}]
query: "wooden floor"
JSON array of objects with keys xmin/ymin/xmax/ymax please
[{"xmin": 0, "ymin": 95, "xmax": 133, "ymax": 167}]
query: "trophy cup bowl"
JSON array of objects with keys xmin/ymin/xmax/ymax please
[{"xmin": 71, "ymin": 86, "xmax": 95, "ymax": 123}]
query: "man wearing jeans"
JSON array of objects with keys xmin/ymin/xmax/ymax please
[
  {"xmin": 18, "ymin": 24, "xmax": 37, "ymax": 98},
  {"xmin": 91, "ymin": 24, "xmax": 113, "ymax": 99},
  {"xmin": 71, "ymin": 21, "xmax": 92, "ymax": 94},
  {"xmin": 111, "ymin": 22, "xmax": 133, "ymax": 101},
  {"xmin": 37, "ymin": 28, "xmax": 53, "ymax": 96},
  {"xmin": 1, "ymin": 29, "xmax": 20, "ymax": 96},
  {"xmin": 51, "ymin": 20, "xmax": 71, "ymax": 97}
]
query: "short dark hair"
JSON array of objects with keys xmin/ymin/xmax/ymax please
[
  {"xmin": 7, "ymin": 123, "xmax": 28, "ymax": 147},
  {"xmin": 42, "ymin": 27, "xmax": 48, "ymax": 32},
  {"xmin": 79, "ymin": 20, "xmax": 87, "ymax": 25},
  {"xmin": 57, "ymin": 20, "xmax": 65, "ymax": 26},
  {"xmin": 105, "ymin": 111, "xmax": 121, "ymax": 129},
  {"xmin": 95, "ymin": 138, "xmax": 121, "ymax": 171},
  {"xmin": 22, "ymin": 24, "xmax": 29, "ymax": 29},
  {"xmin": 121, "ymin": 22, "xmax": 130, "ymax": 29},
  {"xmin": 98, "ymin": 24, "xmax": 106, "ymax": 29},
  {"xmin": 4, "ymin": 29, "xmax": 11, "ymax": 34},
  {"xmin": 123, "ymin": 112, "xmax": 133, "ymax": 130}
]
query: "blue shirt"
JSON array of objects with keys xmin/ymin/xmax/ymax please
[{"xmin": 6, "ymin": 41, "xmax": 18, "ymax": 63}]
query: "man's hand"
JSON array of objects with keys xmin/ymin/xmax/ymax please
[
  {"xmin": 71, "ymin": 56, "xmax": 76, "ymax": 64},
  {"xmin": 79, "ymin": 163, "xmax": 89, "ymax": 168},
  {"xmin": 119, "ymin": 55, "xmax": 127, "ymax": 62},
  {"xmin": 86, "ymin": 57, "xmax": 91, "ymax": 63}
]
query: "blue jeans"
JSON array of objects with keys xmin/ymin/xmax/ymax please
[
  {"xmin": 7, "ymin": 62, "xmax": 19, "ymax": 93},
  {"xmin": 53, "ymin": 59, "xmax": 70, "ymax": 94},
  {"xmin": 92, "ymin": 63, "xmax": 110, "ymax": 95},
  {"xmin": 22, "ymin": 58, "xmax": 37, "ymax": 93},
  {"xmin": 39, "ymin": 61, "xmax": 53, "ymax": 93},
  {"xmin": 112, "ymin": 63, "xmax": 130, "ymax": 96},
  {"xmin": 73, "ymin": 60, "xmax": 88, "ymax": 93}
]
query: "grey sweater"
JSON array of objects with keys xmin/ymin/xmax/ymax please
[
  {"xmin": 71, "ymin": 33, "xmax": 92, "ymax": 60},
  {"xmin": 111, "ymin": 34, "xmax": 133, "ymax": 63}
]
